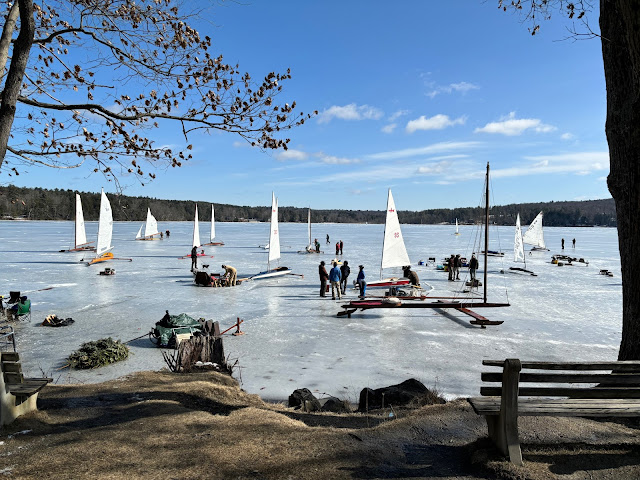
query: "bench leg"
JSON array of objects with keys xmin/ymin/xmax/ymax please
[{"xmin": 485, "ymin": 413, "xmax": 523, "ymax": 465}]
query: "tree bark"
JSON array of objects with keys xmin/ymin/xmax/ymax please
[
  {"xmin": 600, "ymin": 0, "xmax": 640, "ymax": 360},
  {"xmin": 0, "ymin": 2, "xmax": 20, "ymax": 75},
  {"xmin": 0, "ymin": 0, "xmax": 34, "ymax": 170}
]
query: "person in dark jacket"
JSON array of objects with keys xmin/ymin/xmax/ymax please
[
  {"xmin": 469, "ymin": 254, "xmax": 479, "ymax": 282},
  {"xmin": 340, "ymin": 260, "xmax": 351, "ymax": 294},
  {"xmin": 356, "ymin": 265, "xmax": 366, "ymax": 298},
  {"xmin": 319, "ymin": 261, "xmax": 329, "ymax": 297},
  {"xmin": 454, "ymin": 254, "xmax": 462, "ymax": 280},
  {"xmin": 447, "ymin": 255, "xmax": 455, "ymax": 281},
  {"xmin": 403, "ymin": 266, "xmax": 420, "ymax": 286},
  {"xmin": 339, "ymin": 240, "xmax": 344, "ymax": 255},
  {"xmin": 191, "ymin": 245, "xmax": 198, "ymax": 271}
]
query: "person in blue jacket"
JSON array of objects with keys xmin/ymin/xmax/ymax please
[
  {"xmin": 329, "ymin": 261, "xmax": 342, "ymax": 300},
  {"xmin": 356, "ymin": 265, "xmax": 366, "ymax": 299}
]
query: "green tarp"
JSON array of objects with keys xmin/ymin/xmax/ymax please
[{"xmin": 154, "ymin": 313, "xmax": 202, "ymax": 347}]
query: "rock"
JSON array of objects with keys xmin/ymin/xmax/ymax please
[
  {"xmin": 358, "ymin": 378, "xmax": 443, "ymax": 411},
  {"xmin": 288, "ymin": 388, "xmax": 321, "ymax": 412},
  {"xmin": 321, "ymin": 396, "xmax": 352, "ymax": 413}
]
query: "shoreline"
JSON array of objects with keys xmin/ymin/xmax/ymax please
[{"xmin": 3, "ymin": 369, "xmax": 640, "ymax": 479}]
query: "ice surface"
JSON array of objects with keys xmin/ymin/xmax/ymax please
[{"xmin": 0, "ymin": 220, "xmax": 622, "ymax": 401}]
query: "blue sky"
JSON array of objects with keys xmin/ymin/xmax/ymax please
[{"xmin": 7, "ymin": 1, "xmax": 608, "ymax": 211}]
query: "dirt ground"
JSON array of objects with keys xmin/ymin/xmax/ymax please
[{"xmin": 1, "ymin": 370, "xmax": 640, "ymax": 479}]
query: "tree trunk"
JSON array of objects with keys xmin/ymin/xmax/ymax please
[
  {"xmin": 0, "ymin": 2, "xmax": 20, "ymax": 75},
  {"xmin": 600, "ymin": 0, "xmax": 640, "ymax": 360},
  {"xmin": 0, "ymin": 0, "xmax": 34, "ymax": 170}
]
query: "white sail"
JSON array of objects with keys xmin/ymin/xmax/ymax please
[
  {"xmin": 455, "ymin": 218, "xmax": 460, "ymax": 235},
  {"xmin": 192, "ymin": 204, "xmax": 201, "ymax": 248},
  {"xmin": 95, "ymin": 189, "xmax": 113, "ymax": 257},
  {"xmin": 381, "ymin": 189, "xmax": 410, "ymax": 272},
  {"xmin": 522, "ymin": 211, "xmax": 546, "ymax": 249},
  {"xmin": 514, "ymin": 214, "xmax": 525, "ymax": 263},
  {"xmin": 210, "ymin": 204, "xmax": 216, "ymax": 243},
  {"xmin": 144, "ymin": 208, "xmax": 159, "ymax": 238},
  {"xmin": 75, "ymin": 194, "xmax": 88, "ymax": 248},
  {"xmin": 307, "ymin": 208, "xmax": 312, "ymax": 246},
  {"xmin": 268, "ymin": 192, "xmax": 281, "ymax": 264},
  {"xmin": 135, "ymin": 224, "xmax": 143, "ymax": 239}
]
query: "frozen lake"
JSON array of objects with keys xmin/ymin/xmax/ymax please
[{"xmin": 0, "ymin": 220, "xmax": 622, "ymax": 401}]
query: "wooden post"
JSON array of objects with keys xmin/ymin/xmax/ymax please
[{"xmin": 213, "ymin": 321, "xmax": 221, "ymax": 337}]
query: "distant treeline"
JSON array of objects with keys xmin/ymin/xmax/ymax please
[{"xmin": 0, "ymin": 185, "xmax": 617, "ymax": 227}]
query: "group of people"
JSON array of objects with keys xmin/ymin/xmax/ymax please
[
  {"xmin": 561, "ymin": 238, "xmax": 576, "ymax": 249},
  {"xmin": 335, "ymin": 240, "xmax": 344, "ymax": 255},
  {"xmin": 443, "ymin": 253, "xmax": 479, "ymax": 283},
  {"xmin": 319, "ymin": 260, "xmax": 366, "ymax": 299},
  {"xmin": 446, "ymin": 254, "xmax": 463, "ymax": 281}
]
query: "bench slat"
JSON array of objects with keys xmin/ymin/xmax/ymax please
[
  {"xmin": 482, "ymin": 360, "xmax": 640, "ymax": 371},
  {"xmin": 469, "ymin": 397, "xmax": 640, "ymax": 417},
  {"xmin": 2, "ymin": 363, "xmax": 22, "ymax": 373},
  {"xmin": 482, "ymin": 372, "xmax": 640, "ymax": 385},
  {"xmin": 6, "ymin": 381, "xmax": 48, "ymax": 396},
  {"xmin": 0, "ymin": 352, "xmax": 20, "ymax": 362},
  {"xmin": 481, "ymin": 386, "xmax": 640, "ymax": 398}
]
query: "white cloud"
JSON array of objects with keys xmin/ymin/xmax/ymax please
[
  {"xmin": 406, "ymin": 114, "xmax": 467, "ymax": 133},
  {"xmin": 366, "ymin": 141, "xmax": 483, "ymax": 161},
  {"xmin": 381, "ymin": 123, "xmax": 397, "ymax": 134},
  {"xmin": 275, "ymin": 149, "xmax": 308, "ymax": 161},
  {"xmin": 489, "ymin": 152, "xmax": 609, "ymax": 179},
  {"xmin": 427, "ymin": 81, "xmax": 480, "ymax": 98},
  {"xmin": 315, "ymin": 152, "xmax": 360, "ymax": 165},
  {"xmin": 561, "ymin": 132, "xmax": 575, "ymax": 140},
  {"xmin": 317, "ymin": 103, "xmax": 383, "ymax": 124},
  {"xmin": 474, "ymin": 112, "xmax": 556, "ymax": 136},
  {"xmin": 388, "ymin": 109, "xmax": 410, "ymax": 121}
]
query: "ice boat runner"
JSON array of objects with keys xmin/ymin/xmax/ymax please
[
  {"xmin": 298, "ymin": 208, "xmax": 322, "ymax": 254},
  {"xmin": 506, "ymin": 214, "xmax": 537, "ymax": 276},
  {"xmin": 135, "ymin": 208, "xmax": 161, "ymax": 240},
  {"xmin": 365, "ymin": 189, "xmax": 411, "ymax": 289},
  {"xmin": 87, "ymin": 189, "xmax": 131, "ymax": 265},
  {"xmin": 250, "ymin": 193, "xmax": 298, "ymax": 280},
  {"xmin": 522, "ymin": 211, "xmax": 549, "ymax": 251},
  {"xmin": 339, "ymin": 163, "xmax": 509, "ymax": 326},
  {"xmin": 202, "ymin": 204, "xmax": 224, "ymax": 246},
  {"xmin": 61, "ymin": 194, "xmax": 94, "ymax": 252}
]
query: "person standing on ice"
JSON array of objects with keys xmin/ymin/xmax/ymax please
[
  {"xmin": 190, "ymin": 245, "xmax": 198, "ymax": 271},
  {"xmin": 469, "ymin": 254, "xmax": 479, "ymax": 283},
  {"xmin": 572, "ymin": 238, "xmax": 576, "ymax": 248},
  {"xmin": 319, "ymin": 261, "xmax": 329, "ymax": 297},
  {"xmin": 340, "ymin": 260, "xmax": 350, "ymax": 294},
  {"xmin": 329, "ymin": 262, "xmax": 342, "ymax": 300},
  {"xmin": 326, "ymin": 234, "xmax": 330, "ymax": 244},
  {"xmin": 339, "ymin": 240, "xmax": 344, "ymax": 255},
  {"xmin": 562, "ymin": 238, "xmax": 565, "ymax": 249},
  {"xmin": 356, "ymin": 265, "xmax": 366, "ymax": 299}
]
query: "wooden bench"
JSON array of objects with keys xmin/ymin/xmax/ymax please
[
  {"xmin": 1, "ymin": 351, "xmax": 52, "ymax": 425},
  {"xmin": 468, "ymin": 359, "xmax": 640, "ymax": 465}
]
